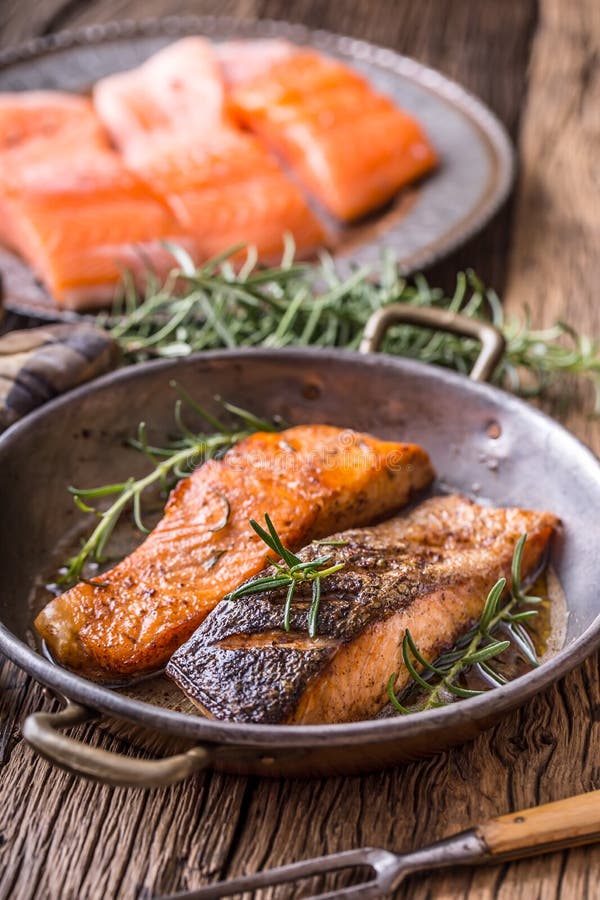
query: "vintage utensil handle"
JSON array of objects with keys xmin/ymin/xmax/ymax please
[
  {"xmin": 360, "ymin": 305, "xmax": 505, "ymax": 383},
  {"xmin": 478, "ymin": 790, "xmax": 600, "ymax": 859},
  {"xmin": 22, "ymin": 701, "xmax": 211, "ymax": 788}
]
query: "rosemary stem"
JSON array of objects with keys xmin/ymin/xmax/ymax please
[
  {"xmin": 422, "ymin": 594, "xmax": 520, "ymax": 710},
  {"xmin": 225, "ymin": 515, "xmax": 346, "ymax": 636},
  {"xmin": 65, "ymin": 430, "xmax": 250, "ymax": 581},
  {"xmin": 102, "ymin": 246, "xmax": 600, "ymax": 413}
]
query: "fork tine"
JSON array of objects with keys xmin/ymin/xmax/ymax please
[
  {"xmin": 305, "ymin": 880, "xmax": 388, "ymax": 900},
  {"xmin": 153, "ymin": 849, "xmax": 375, "ymax": 900}
]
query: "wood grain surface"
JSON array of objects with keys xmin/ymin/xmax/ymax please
[{"xmin": 1, "ymin": 1, "xmax": 599, "ymax": 898}]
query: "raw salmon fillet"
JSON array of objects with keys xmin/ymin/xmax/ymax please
[
  {"xmin": 116, "ymin": 128, "xmax": 326, "ymax": 264},
  {"xmin": 0, "ymin": 92, "xmax": 189, "ymax": 309},
  {"xmin": 0, "ymin": 91, "xmax": 107, "ymax": 170},
  {"xmin": 167, "ymin": 495, "xmax": 558, "ymax": 724},
  {"xmin": 94, "ymin": 38, "xmax": 326, "ymax": 262},
  {"xmin": 229, "ymin": 49, "xmax": 438, "ymax": 221},
  {"xmin": 217, "ymin": 39, "xmax": 296, "ymax": 86},
  {"xmin": 0, "ymin": 92, "xmax": 105, "ymax": 254},
  {"xmin": 35, "ymin": 425, "xmax": 434, "ymax": 681},
  {"xmin": 93, "ymin": 37, "xmax": 227, "ymax": 153}
]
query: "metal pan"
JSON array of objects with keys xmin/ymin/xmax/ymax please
[{"xmin": 1, "ymin": 307, "xmax": 599, "ymax": 787}]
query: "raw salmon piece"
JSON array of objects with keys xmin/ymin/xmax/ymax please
[
  {"xmin": 229, "ymin": 50, "xmax": 438, "ymax": 221},
  {"xmin": 93, "ymin": 37, "xmax": 226, "ymax": 151},
  {"xmin": 0, "ymin": 156, "xmax": 191, "ymax": 310},
  {"xmin": 94, "ymin": 38, "xmax": 326, "ymax": 261},
  {"xmin": 0, "ymin": 91, "xmax": 191, "ymax": 308},
  {"xmin": 123, "ymin": 128, "xmax": 326, "ymax": 263},
  {"xmin": 35, "ymin": 425, "xmax": 434, "ymax": 681},
  {"xmin": 167, "ymin": 495, "xmax": 558, "ymax": 725},
  {"xmin": 217, "ymin": 39, "xmax": 296, "ymax": 86},
  {"xmin": 0, "ymin": 92, "xmax": 107, "ymax": 173},
  {"xmin": 0, "ymin": 92, "xmax": 107, "ymax": 254}
]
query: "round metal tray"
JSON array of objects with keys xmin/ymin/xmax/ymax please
[{"xmin": 0, "ymin": 15, "xmax": 514, "ymax": 320}]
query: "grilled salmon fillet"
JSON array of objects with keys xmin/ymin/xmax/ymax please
[
  {"xmin": 35, "ymin": 425, "xmax": 433, "ymax": 681},
  {"xmin": 228, "ymin": 49, "xmax": 438, "ymax": 222},
  {"xmin": 166, "ymin": 495, "xmax": 558, "ymax": 724}
]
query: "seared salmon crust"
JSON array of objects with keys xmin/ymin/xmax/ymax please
[
  {"xmin": 35, "ymin": 425, "xmax": 434, "ymax": 681},
  {"xmin": 167, "ymin": 495, "xmax": 558, "ymax": 724}
]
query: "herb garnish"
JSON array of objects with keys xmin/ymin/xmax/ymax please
[
  {"xmin": 388, "ymin": 534, "xmax": 542, "ymax": 714},
  {"xmin": 224, "ymin": 514, "xmax": 345, "ymax": 638},
  {"xmin": 61, "ymin": 388, "xmax": 278, "ymax": 585},
  {"xmin": 100, "ymin": 244, "xmax": 600, "ymax": 412}
]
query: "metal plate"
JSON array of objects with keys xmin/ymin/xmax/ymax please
[
  {"xmin": 0, "ymin": 15, "xmax": 514, "ymax": 321},
  {"xmin": 1, "ymin": 349, "xmax": 599, "ymax": 777}
]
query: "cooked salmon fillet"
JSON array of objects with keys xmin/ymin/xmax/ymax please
[
  {"xmin": 228, "ymin": 50, "xmax": 438, "ymax": 221},
  {"xmin": 0, "ymin": 92, "xmax": 189, "ymax": 308},
  {"xmin": 35, "ymin": 425, "xmax": 434, "ymax": 681},
  {"xmin": 94, "ymin": 38, "xmax": 326, "ymax": 262},
  {"xmin": 166, "ymin": 495, "xmax": 558, "ymax": 724}
]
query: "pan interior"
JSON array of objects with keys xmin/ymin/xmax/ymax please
[{"xmin": 1, "ymin": 350, "xmax": 599, "ymax": 729}]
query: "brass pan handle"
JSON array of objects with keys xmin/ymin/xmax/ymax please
[
  {"xmin": 360, "ymin": 305, "xmax": 506, "ymax": 383},
  {"xmin": 22, "ymin": 701, "xmax": 211, "ymax": 788}
]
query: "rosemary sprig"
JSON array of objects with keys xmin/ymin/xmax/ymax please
[
  {"xmin": 61, "ymin": 389, "xmax": 278, "ymax": 585},
  {"xmin": 224, "ymin": 514, "xmax": 345, "ymax": 638},
  {"xmin": 388, "ymin": 534, "xmax": 543, "ymax": 714},
  {"xmin": 98, "ymin": 244, "xmax": 600, "ymax": 412}
]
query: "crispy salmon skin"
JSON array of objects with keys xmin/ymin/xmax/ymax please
[
  {"xmin": 35, "ymin": 425, "xmax": 434, "ymax": 681},
  {"xmin": 166, "ymin": 495, "xmax": 558, "ymax": 725}
]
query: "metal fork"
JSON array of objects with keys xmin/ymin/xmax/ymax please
[{"xmin": 154, "ymin": 789, "xmax": 600, "ymax": 899}]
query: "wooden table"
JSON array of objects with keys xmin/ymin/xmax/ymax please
[{"xmin": 1, "ymin": 1, "xmax": 599, "ymax": 897}]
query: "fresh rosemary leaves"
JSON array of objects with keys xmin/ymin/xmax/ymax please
[
  {"xmin": 100, "ymin": 244, "xmax": 600, "ymax": 412},
  {"xmin": 61, "ymin": 387, "xmax": 278, "ymax": 585},
  {"xmin": 387, "ymin": 534, "xmax": 543, "ymax": 714},
  {"xmin": 224, "ymin": 514, "xmax": 345, "ymax": 638}
]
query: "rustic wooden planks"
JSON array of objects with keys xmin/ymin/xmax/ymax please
[
  {"xmin": 504, "ymin": 0, "xmax": 600, "ymax": 440},
  {"xmin": 1, "ymin": 1, "xmax": 599, "ymax": 898}
]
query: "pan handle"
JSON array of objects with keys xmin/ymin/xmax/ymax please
[
  {"xmin": 22, "ymin": 701, "xmax": 211, "ymax": 788},
  {"xmin": 360, "ymin": 305, "xmax": 506, "ymax": 383}
]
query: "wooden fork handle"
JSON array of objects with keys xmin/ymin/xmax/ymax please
[{"xmin": 478, "ymin": 790, "xmax": 600, "ymax": 859}]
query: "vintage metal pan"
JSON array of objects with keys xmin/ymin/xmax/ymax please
[{"xmin": 1, "ymin": 307, "xmax": 599, "ymax": 787}]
